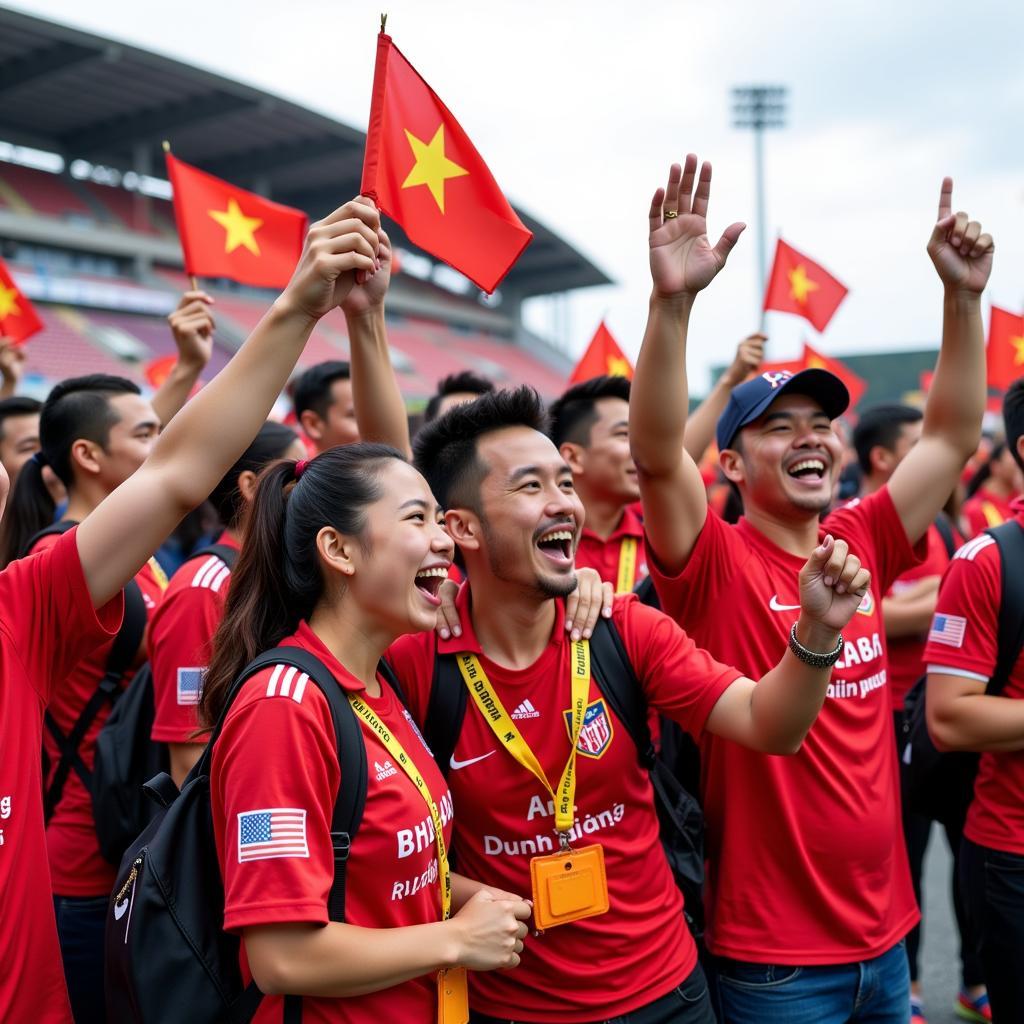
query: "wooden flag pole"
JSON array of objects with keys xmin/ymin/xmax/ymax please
[{"xmin": 163, "ymin": 140, "xmax": 200, "ymax": 292}]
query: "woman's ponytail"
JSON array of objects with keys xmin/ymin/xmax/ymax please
[{"xmin": 0, "ymin": 454, "xmax": 57, "ymax": 568}]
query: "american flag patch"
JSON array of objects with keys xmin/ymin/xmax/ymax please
[
  {"xmin": 177, "ymin": 667, "xmax": 204, "ymax": 705},
  {"xmin": 237, "ymin": 808, "xmax": 308, "ymax": 862},
  {"xmin": 928, "ymin": 614, "xmax": 967, "ymax": 648}
]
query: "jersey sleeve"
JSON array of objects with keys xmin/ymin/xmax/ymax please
[
  {"xmin": 615, "ymin": 595, "xmax": 742, "ymax": 737},
  {"xmin": 644, "ymin": 506, "xmax": 752, "ymax": 626},
  {"xmin": 825, "ymin": 487, "xmax": 926, "ymax": 594},
  {"xmin": 384, "ymin": 631, "xmax": 438, "ymax": 727},
  {"xmin": 2, "ymin": 528, "xmax": 123, "ymax": 704},
  {"xmin": 149, "ymin": 583, "xmax": 224, "ymax": 743},
  {"xmin": 923, "ymin": 543, "xmax": 1001, "ymax": 680},
  {"xmin": 212, "ymin": 673, "xmax": 341, "ymax": 933}
]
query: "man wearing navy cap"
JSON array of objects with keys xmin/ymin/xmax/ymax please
[{"xmin": 630, "ymin": 155, "xmax": 993, "ymax": 1024}]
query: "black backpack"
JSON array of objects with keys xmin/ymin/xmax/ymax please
[
  {"xmin": 416, "ymin": 615, "xmax": 706, "ymax": 938},
  {"xmin": 106, "ymin": 646, "xmax": 405, "ymax": 1023},
  {"xmin": 901, "ymin": 520, "xmax": 1024, "ymax": 823},
  {"xmin": 29, "ymin": 521, "xmax": 149, "ymax": 829},
  {"xmin": 91, "ymin": 543, "xmax": 238, "ymax": 864}
]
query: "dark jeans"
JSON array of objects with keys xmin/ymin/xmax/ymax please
[
  {"xmin": 960, "ymin": 838, "xmax": 1024, "ymax": 1019},
  {"xmin": 894, "ymin": 711, "xmax": 983, "ymax": 986},
  {"xmin": 53, "ymin": 893, "xmax": 108, "ymax": 1024},
  {"xmin": 470, "ymin": 963, "xmax": 715, "ymax": 1023}
]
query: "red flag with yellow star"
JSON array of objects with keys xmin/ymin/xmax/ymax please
[
  {"xmin": 361, "ymin": 32, "xmax": 533, "ymax": 294},
  {"xmin": 986, "ymin": 306, "xmax": 1024, "ymax": 392},
  {"xmin": 568, "ymin": 320, "xmax": 633, "ymax": 384},
  {"xmin": 165, "ymin": 154, "xmax": 307, "ymax": 289},
  {"xmin": 764, "ymin": 239, "xmax": 848, "ymax": 332},
  {"xmin": 0, "ymin": 258, "xmax": 43, "ymax": 346},
  {"xmin": 801, "ymin": 341, "xmax": 866, "ymax": 408}
]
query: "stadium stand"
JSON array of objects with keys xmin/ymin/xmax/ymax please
[{"xmin": 0, "ymin": 164, "xmax": 92, "ymax": 220}]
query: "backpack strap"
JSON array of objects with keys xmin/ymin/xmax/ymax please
[
  {"xmin": 25, "ymin": 517, "xmax": 77, "ymax": 554},
  {"xmin": 188, "ymin": 542, "xmax": 239, "ymax": 571},
  {"xmin": 934, "ymin": 512, "xmax": 959, "ymax": 560},
  {"xmin": 423, "ymin": 652, "xmax": 467, "ymax": 778},
  {"xmin": 42, "ymin": 524, "xmax": 148, "ymax": 823},
  {"xmin": 632, "ymin": 574, "xmax": 661, "ymax": 611},
  {"xmin": 987, "ymin": 521, "xmax": 1024, "ymax": 696}
]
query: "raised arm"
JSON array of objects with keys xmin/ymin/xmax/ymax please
[
  {"xmin": 77, "ymin": 200, "xmax": 382, "ymax": 607},
  {"xmin": 888, "ymin": 178, "xmax": 992, "ymax": 545},
  {"xmin": 149, "ymin": 291, "xmax": 215, "ymax": 426},
  {"xmin": 341, "ymin": 216, "xmax": 411, "ymax": 458},
  {"xmin": 0, "ymin": 340, "xmax": 25, "ymax": 399},
  {"xmin": 630, "ymin": 155, "xmax": 745, "ymax": 573},
  {"xmin": 684, "ymin": 333, "xmax": 765, "ymax": 463}
]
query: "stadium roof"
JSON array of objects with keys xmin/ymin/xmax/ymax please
[{"xmin": 0, "ymin": 5, "xmax": 610, "ymax": 298}]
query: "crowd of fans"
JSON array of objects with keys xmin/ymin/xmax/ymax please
[{"xmin": 0, "ymin": 164, "xmax": 1020, "ymax": 1024}]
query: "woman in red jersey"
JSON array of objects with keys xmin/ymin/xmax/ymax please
[
  {"xmin": 198, "ymin": 444, "xmax": 531, "ymax": 1024},
  {"xmin": 961, "ymin": 440, "xmax": 1024, "ymax": 537},
  {"xmin": 0, "ymin": 197, "xmax": 386, "ymax": 1024}
]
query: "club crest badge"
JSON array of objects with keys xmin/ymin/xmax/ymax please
[
  {"xmin": 856, "ymin": 590, "xmax": 876, "ymax": 616},
  {"xmin": 564, "ymin": 698, "xmax": 614, "ymax": 759}
]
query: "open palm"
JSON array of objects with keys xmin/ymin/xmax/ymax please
[
  {"xmin": 927, "ymin": 177, "xmax": 994, "ymax": 294},
  {"xmin": 649, "ymin": 155, "xmax": 745, "ymax": 299}
]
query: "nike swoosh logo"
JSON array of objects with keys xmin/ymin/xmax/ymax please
[
  {"xmin": 113, "ymin": 898, "xmax": 129, "ymax": 921},
  {"xmin": 769, "ymin": 595, "xmax": 801, "ymax": 612},
  {"xmin": 449, "ymin": 751, "xmax": 496, "ymax": 771}
]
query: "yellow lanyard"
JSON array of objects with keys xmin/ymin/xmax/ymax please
[
  {"xmin": 457, "ymin": 639, "xmax": 590, "ymax": 838},
  {"xmin": 615, "ymin": 536, "xmax": 637, "ymax": 594},
  {"xmin": 348, "ymin": 693, "xmax": 452, "ymax": 920},
  {"xmin": 147, "ymin": 557, "xmax": 169, "ymax": 592},
  {"xmin": 981, "ymin": 501, "xmax": 1005, "ymax": 528}
]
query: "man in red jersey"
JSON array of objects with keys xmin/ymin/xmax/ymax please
[
  {"xmin": 629, "ymin": 155, "xmax": 992, "ymax": 1023},
  {"xmin": 926, "ymin": 377, "xmax": 1024, "ymax": 1023},
  {"xmin": 386, "ymin": 384, "xmax": 872, "ymax": 1023}
]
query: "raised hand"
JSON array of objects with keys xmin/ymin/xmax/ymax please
[
  {"xmin": 722, "ymin": 332, "xmax": 766, "ymax": 387},
  {"xmin": 282, "ymin": 199, "xmax": 381, "ymax": 321},
  {"xmin": 341, "ymin": 206, "xmax": 393, "ymax": 318},
  {"xmin": 167, "ymin": 291, "xmax": 215, "ymax": 369},
  {"xmin": 798, "ymin": 535, "xmax": 872, "ymax": 633},
  {"xmin": 649, "ymin": 154, "xmax": 745, "ymax": 300},
  {"xmin": 0, "ymin": 339, "xmax": 26, "ymax": 398},
  {"xmin": 927, "ymin": 177, "xmax": 994, "ymax": 294}
]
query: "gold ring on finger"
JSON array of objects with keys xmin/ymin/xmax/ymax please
[{"xmin": 664, "ymin": 210, "xmax": 679, "ymax": 219}]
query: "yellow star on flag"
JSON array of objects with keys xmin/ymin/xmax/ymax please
[
  {"xmin": 606, "ymin": 355, "xmax": 631, "ymax": 377},
  {"xmin": 788, "ymin": 265, "xmax": 820, "ymax": 306},
  {"xmin": 1013, "ymin": 335, "xmax": 1024, "ymax": 366},
  {"xmin": 401, "ymin": 125, "xmax": 469, "ymax": 214},
  {"xmin": 208, "ymin": 198, "xmax": 264, "ymax": 256},
  {"xmin": 0, "ymin": 284, "xmax": 21, "ymax": 320}
]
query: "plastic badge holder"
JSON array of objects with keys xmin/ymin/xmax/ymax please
[{"xmin": 530, "ymin": 843, "xmax": 610, "ymax": 930}]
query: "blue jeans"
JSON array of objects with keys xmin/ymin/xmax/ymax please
[
  {"xmin": 715, "ymin": 941, "xmax": 910, "ymax": 1024},
  {"xmin": 53, "ymin": 894, "xmax": 108, "ymax": 1024}
]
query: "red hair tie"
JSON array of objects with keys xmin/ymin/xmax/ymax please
[{"xmin": 294, "ymin": 459, "xmax": 309, "ymax": 480}]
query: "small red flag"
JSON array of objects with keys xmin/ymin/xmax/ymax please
[
  {"xmin": 569, "ymin": 321, "xmax": 633, "ymax": 384},
  {"xmin": 166, "ymin": 154, "xmax": 307, "ymax": 289},
  {"xmin": 0, "ymin": 258, "xmax": 43, "ymax": 345},
  {"xmin": 361, "ymin": 32, "xmax": 532, "ymax": 294},
  {"xmin": 801, "ymin": 342, "xmax": 866, "ymax": 409},
  {"xmin": 764, "ymin": 239, "xmax": 848, "ymax": 333},
  {"xmin": 144, "ymin": 354, "xmax": 178, "ymax": 389},
  {"xmin": 986, "ymin": 306, "xmax": 1024, "ymax": 392}
]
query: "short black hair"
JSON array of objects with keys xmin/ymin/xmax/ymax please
[
  {"xmin": 423, "ymin": 371, "xmax": 495, "ymax": 423},
  {"xmin": 1004, "ymin": 378, "xmax": 1024, "ymax": 474},
  {"xmin": 852, "ymin": 404, "xmax": 923, "ymax": 475},
  {"xmin": 292, "ymin": 361, "xmax": 351, "ymax": 420},
  {"xmin": 414, "ymin": 385, "xmax": 547, "ymax": 511},
  {"xmin": 547, "ymin": 375, "xmax": 631, "ymax": 448},
  {"xmin": 0, "ymin": 396, "xmax": 42, "ymax": 442}
]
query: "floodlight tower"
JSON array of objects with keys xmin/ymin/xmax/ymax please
[{"xmin": 732, "ymin": 86, "xmax": 788, "ymax": 304}]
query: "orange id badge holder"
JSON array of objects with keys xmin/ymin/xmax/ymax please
[
  {"xmin": 530, "ymin": 842, "xmax": 609, "ymax": 931},
  {"xmin": 437, "ymin": 965, "xmax": 469, "ymax": 1024}
]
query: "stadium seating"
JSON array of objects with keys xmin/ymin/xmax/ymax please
[{"xmin": 0, "ymin": 164, "xmax": 92, "ymax": 220}]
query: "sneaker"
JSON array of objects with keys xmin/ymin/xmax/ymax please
[
  {"xmin": 910, "ymin": 996, "xmax": 928, "ymax": 1024},
  {"xmin": 955, "ymin": 989, "xmax": 992, "ymax": 1023}
]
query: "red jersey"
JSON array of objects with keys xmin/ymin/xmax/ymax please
[
  {"xmin": 885, "ymin": 521, "xmax": 961, "ymax": 710},
  {"xmin": 962, "ymin": 486, "xmax": 1017, "ymax": 538},
  {"xmin": 575, "ymin": 503, "xmax": 648, "ymax": 591},
  {"xmin": 386, "ymin": 589, "xmax": 740, "ymax": 1022},
  {"xmin": 924, "ymin": 508, "xmax": 1024, "ymax": 856},
  {"xmin": 648, "ymin": 487, "xmax": 925, "ymax": 963},
  {"xmin": 211, "ymin": 621, "xmax": 453, "ymax": 1024},
  {"xmin": 31, "ymin": 532, "xmax": 165, "ymax": 896},
  {"xmin": 0, "ymin": 528, "xmax": 122, "ymax": 1023},
  {"xmin": 148, "ymin": 534, "xmax": 240, "ymax": 743}
]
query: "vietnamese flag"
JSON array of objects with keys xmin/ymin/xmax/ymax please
[
  {"xmin": 764, "ymin": 239, "xmax": 848, "ymax": 332},
  {"xmin": 166, "ymin": 154, "xmax": 307, "ymax": 289},
  {"xmin": 986, "ymin": 306, "xmax": 1024, "ymax": 392},
  {"xmin": 569, "ymin": 320, "xmax": 633, "ymax": 384},
  {"xmin": 802, "ymin": 341, "xmax": 866, "ymax": 408},
  {"xmin": 0, "ymin": 258, "xmax": 43, "ymax": 345},
  {"xmin": 361, "ymin": 32, "xmax": 533, "ymax": 294}
]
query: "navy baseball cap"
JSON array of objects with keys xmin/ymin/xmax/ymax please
[{"xmin": 715, "ymin": 368, "xmax": 850, "ymax": 451}]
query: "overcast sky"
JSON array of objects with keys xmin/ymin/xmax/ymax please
[{"xmin": 7, "ymin": 0, "xmax": 1024, "ymax": 390}]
